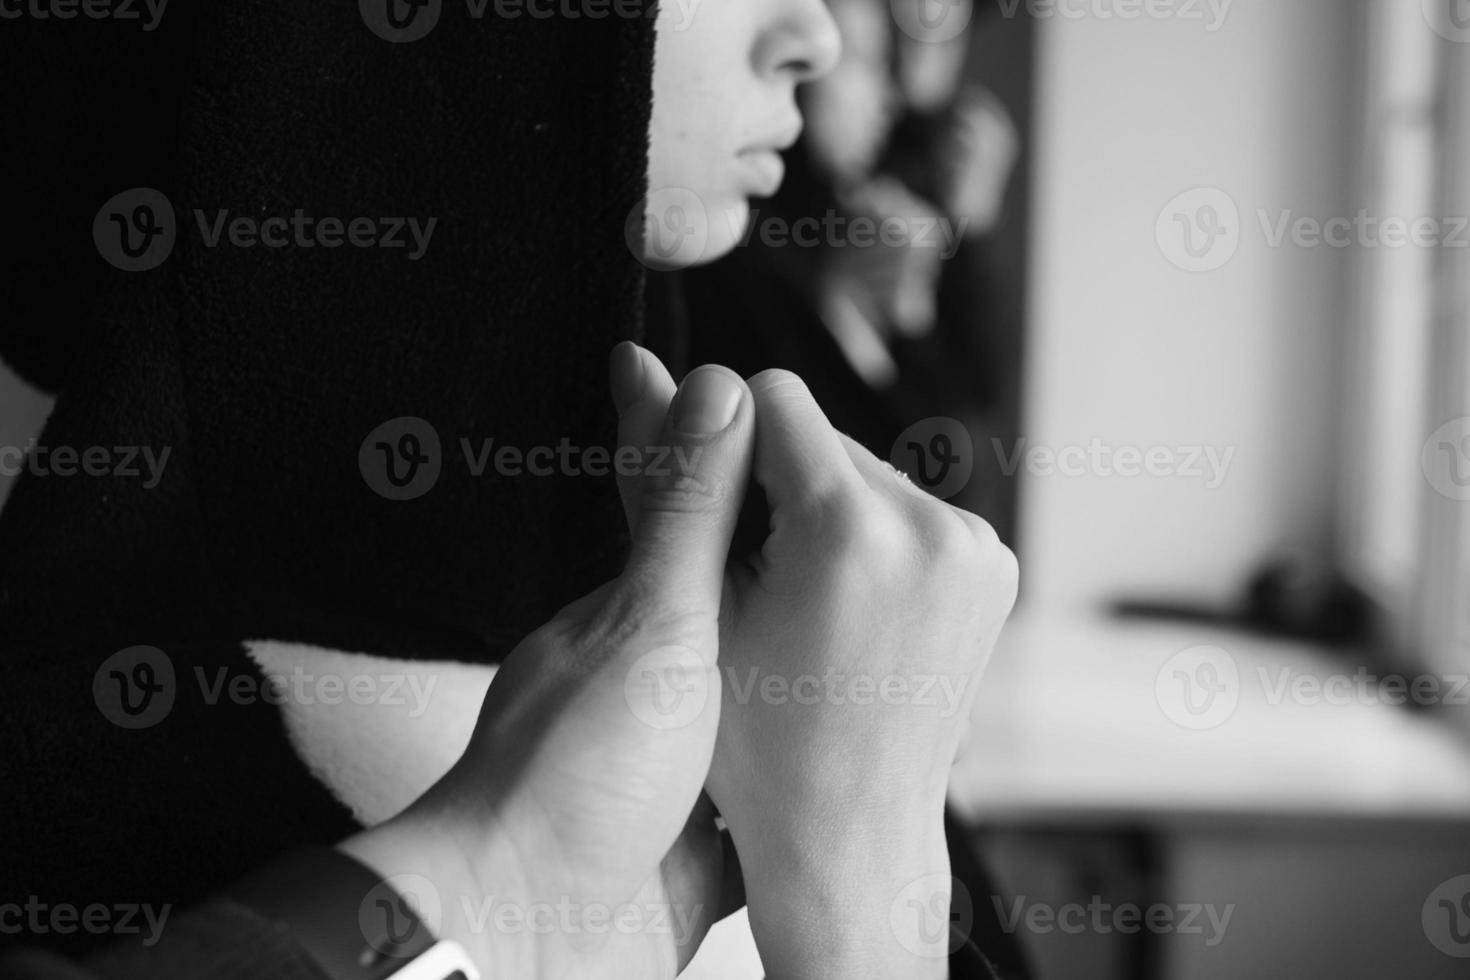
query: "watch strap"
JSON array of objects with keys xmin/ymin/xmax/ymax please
[{"xmin": 226, "ymin": 846, "xmax": 478, "ymax": 980}]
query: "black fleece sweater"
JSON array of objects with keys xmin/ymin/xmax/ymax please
[{"xmin": 0, "ymin": 0, "xmax": 648, "ymax": 955}]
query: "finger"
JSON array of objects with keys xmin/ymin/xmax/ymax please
[
  {"xmin": 837, "ymin": 431, "xmax": 932, "ymax": 501},
  {"xmin": 617, "ymin": 364, "xmax": 754, "ymax": 630},
  {"xmin": 609, "ymin": 342, "xmax": 679, "ymax": 534},
  {"xmin": 746, "ymin": 369, "xmax": 866, "ymax": 515},
  {"xmin": 835, "ymin": 431, "xmax": 886, "ymax": 490}
]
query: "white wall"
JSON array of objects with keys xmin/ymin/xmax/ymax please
[{"xmin": 1018, "ymin": 0, "xmax": 1358, "ymax": 613}]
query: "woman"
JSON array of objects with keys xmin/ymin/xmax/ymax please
[{"xmin": 0, "ymin": 2, "xmax": 1018, "ymax": 977}]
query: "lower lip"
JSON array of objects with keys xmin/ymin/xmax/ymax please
[{"xmin": 740, "ymin": 150, "xmax": 785, "ymax": 196}]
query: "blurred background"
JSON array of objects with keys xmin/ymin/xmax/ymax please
[{"xmin": 5, "ymin": 0, "xmax": 1470, "ymax": 976}]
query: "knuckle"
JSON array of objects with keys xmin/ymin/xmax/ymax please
[
  {"xmin": 915, "ymin": 506, "xmax": 1020, "ymax": 602},
  {"xmin": 639, "ymin": 467, "xmax": 732, "ymax": 519},
  {"xmin": 995, "ymin": 543, "xmax": 1021, "ymax": 598},
  {"xmin": 789, "ymin": 494, "xmax": 904, "ymax": 591},
  {"xmin": 961, "ymin": 512, "xmax": 1015, "ymax": 577},
  {"xmin": 958, "ymin": 508, "xmax": 1001, "ymax": 548},
  {"xmin": 747, "ymin": 369, "xmax": 821, "ymax": 419},
  {"xmin": 779, "ymin": 470, "xmax": 869, "ymax": 530},
  {"xmin": 909, "ymin": 500, "xmax": 978, "ymax": 569},
  {"xmin": 747, "ymin": 368, "xmax": 809, "ymax": 399},
  {"xmin": 830, "ymin": 493, "xmax": 903, "ymax": 560}
]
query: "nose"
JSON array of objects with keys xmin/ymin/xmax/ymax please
[{"xmin": 755, "ymin": 0, "xmax": 844, "ymax": 84}]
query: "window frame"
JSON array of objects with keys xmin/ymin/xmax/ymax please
[{"xmin": 1341, "ymin": 0, "xmax": 1470, "ymax": 676}]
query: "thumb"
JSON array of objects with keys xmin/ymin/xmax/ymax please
[{"xmin": 618, "ymin": 364, "xmax": 753, "ymax": 629}]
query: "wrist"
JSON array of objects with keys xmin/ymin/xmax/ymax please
[
  {"xmin": 737, "ymin": 808, "xmax": 952, "ymax": 980},
  {"xmin": 340, "ymin": 802, "xmax": 537, "ymax": 979}
]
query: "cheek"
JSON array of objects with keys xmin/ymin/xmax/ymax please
[
  {"xmin": 650, "ymin": 77, "xmax": 736, "ymax": 192},
  {"xmin": 648, "ymin": 98, "xmax": 705, "ymax": 189},
  {"xmin": 649, "ymin": 14, "xmax": 748, "ymax": 197},
  {"xmin": 646, "ymin": 7, "xmax": 766, "ymax": 267}
]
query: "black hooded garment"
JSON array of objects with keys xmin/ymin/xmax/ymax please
[
  {"xmin": 0, "ymin": 0, "xmax": 647, "ymax": 948},
  {"xmin": 0, "ymin": 3, "xmax": 1018, "ymax": 977}
]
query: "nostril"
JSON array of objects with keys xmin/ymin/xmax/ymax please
[
  {"xmin": 757, "ymin": 3, "xmax": 843, "ymax": 84},
  {"xmin": 783, "ymin": 57, "xmax": 818, "ymax": 81}
]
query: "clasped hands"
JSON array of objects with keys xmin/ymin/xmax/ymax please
[{"xmin": 344, "ymin": 343, "xmax": 1019, "ymax": 979}]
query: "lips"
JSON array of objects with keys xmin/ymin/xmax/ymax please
[
  {"xmin": 750, "ymin": 117, "xmax": 803, "ymax": 155},
  {"xmin": 738, "ymin": 114, "xmax": 802, "ymax": 196},
  {"xmin": 739, "ymin": 149, "xmax": 786, "ymax": 197}
]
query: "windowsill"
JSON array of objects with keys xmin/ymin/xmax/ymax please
[{"xmin": 948, "ymin": 610, "xmax": 1470, "ymax": 829}]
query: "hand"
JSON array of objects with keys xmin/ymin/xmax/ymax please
[
  {"xmin": 720, "ymin": 370, "xmax": 1017, "ymax": 977},
  {"xmin": 609, "ymin": 348, "xmax": 1019, "ymax": 977},
  {"xmin": 939, "ymin": 86, "xmax": 1019, "ymax": 236},
  {"xmin": 343, "ymin": 351, "xmax": 757, "ymax": 978},
  {"xmin": 830, "ymin": 176, "xmax": 946, "ymax": 339}
]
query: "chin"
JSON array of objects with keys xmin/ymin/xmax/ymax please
[
  {"xmin": 639, "ymin": 190, "xmax": 751, "ymax": 270},
  {"xmin": 697, "ymin": 196, "xmax": 752, "ymax": 265}
]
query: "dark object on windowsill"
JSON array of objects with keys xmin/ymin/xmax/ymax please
[{"xmin": 1111, "ymin": 551, "xmax": 1371, "ymax": 647}]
